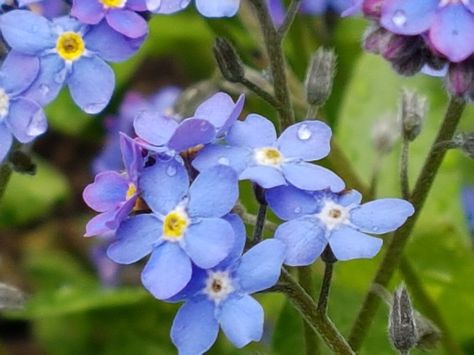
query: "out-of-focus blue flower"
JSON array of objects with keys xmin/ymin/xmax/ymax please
[
  {"xmin": 83, "ymin": 134, "xmax": 144, "ymax": 236},
  {"xmin": 93, "ymin": 87, "xmax": 181, "ymax": 174},
  {"xmin": 107, "ymin": 162, "xmax": 239, "ymax": 300},
  {"xmin": 134, "ymin": 92, "xmax": 244, "ymax": 156},
  {"xmin": 0, "ymin": 51, "xmax": 47, "ymax": 162},
  {"xmin": 169, "ymin": 223, "xmax": 286, "ymax": 354},
  {"xmin": 146, "ymin": 0, "xmax": 240, "ymax": 18},
  {"xmin": 266, "ymin": 186, "xmax": 414, "ymax": 265},
  {"xmin": 18, "ymin": 0, "xmax": 68, "ymax": 18},
  {"xmin": 461, "ymin": 186, "xmax": 474, "ymax": 236},
  {"xmin": 90, "ymin": 241, "xmax": 121, "ymax": 287},
  {"xmin": 0, "ymin": 10, "xmax": 144, "ymax": 113},
  {"xmin": 193, "ymin": 114, "xmax": 344, "ymax": 191},
  {"xmin": 71, "ymin": 0, "xmax": 148, "ymax": 38}
]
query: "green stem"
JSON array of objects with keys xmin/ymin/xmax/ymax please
[
  {"xmin": 399, "ymin": 257, "xmax": 463, "ymax": 354},
  {"xmin": 281, "ymin": 269, "xmax": 355, "ymax": 354},
  {"xmin": 400, "ymin": 139, "xmax": 410, "ymax": 200},
  {"xmin": 317, "ymin": 261, "xmax": 334, "ymax": 314},
  {"xmin": 298, "ymin": 266, "xmax": 320, "ymax": 355},
  {"xmin": 249, "ymin": 0, "xmax": 296, "ymax": 130},
  {"xmin": 348, "ymin": 97, "xmax": 466, "ymax": 351},
  {"xmin": 0, "ymin": 163, "xmax": 12, "ymax": 203},
  {"xmin": 252, "ymin": 203, "xmax": 268, "ymax": 244}
]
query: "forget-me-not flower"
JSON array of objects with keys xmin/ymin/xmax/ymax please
[
  {"xmin": 147, "ymin": 0, "xmax": 240, "ymax": 17},
  {"xmin": 266, "ymin": 185, "xmax": 414, "ymax": 265},
  {"xmin": 0, "ymin": 51, "xmax": 47, "ymax": 162},
  {"xmin": 107, "ymin": 161, "xmax": 239, "ymax": 300},
  {"xmin": 0, "ymin": 10, "xmax": 143, "ymax": 113},
  {"xmin": 193, "ymin": 114, "xmax": 345, "ymax": 191}
]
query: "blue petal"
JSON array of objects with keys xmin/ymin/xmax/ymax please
[
  {"xmin": 0, "ymin": 124, "xmax": 13, "ymax": 163},
  {"xmin": 68, "ymin": 56, "xmax": 114, "ymax": 114},
  {"xmin": 171, "ymin": 299, "xmax": 218, "ymax": 355},
  {"xmin": 149, "ymin": 0, "xmax": 192, "ymax": 13},
  {"xmin": 192, "ymin": 144, "xmax": 251, "ymax": 174},
  {"xmin": 266, "ymin": 185, "xmax": 318, "ymax": 221},
  {"xmin": 165, "ymin": 266, "xmax": 207, "ymax": 303},
  {"xmin": 183, "ymin": 218, "xmax": 234, "ymax": 269},
  {"xmin": 107, "ymin": 214, "xmax": 163, "ymax": 264},
  {"xmin": 141, "ymin": 242, "xmax": 192, "ymax": 300},
  {"xmin": 139, "ymin": 158, "xmax": 189, "ymax": 216},
  {"xmin": 380, "ymin": 0, "xmax": 437, "ymax": 35},
  {"xmin": 349, "ymin": 198, "xmax": 414, "ymax": 234},
  {"xmin": 227, "ymin": 114, "xmax": 277, "ymax": 149},
  {"xmin": 275, "ymin": 217, "xmax": 327, "ymax": 266},
  {"xmin": 217, "ymin": 214, "xmax": 247, "ymax": 268},
  {"xmin": 195, "ymin": 0, "xmax": 240, "ymax": 17},
  {"xmin": 0, "ymin": 51, "xmax": 40, "ymax": 96},
  {"xmin": 338, "ymin": 189, "xmax": 362, "ymax": 207},
  {"xmin": 82, "ymin": 171, "xmax": 129, "ymax": 212},
  {"xmin": 0, "ymin": 10, "xmax": 55, "ymax": 55},
  {"xmin": 282, "ymin": 162, "xmax": 345, "ymax": 192},
  {"xmin": 187, "ymin": 165, "xmax": 238, "ymax": 218},
  {"xmin": 328, "ymin": 226, "xmax": 383, "ymax": 261},
  {"xmin": 277, "ymin": 120, "xmax": 332, "ymax": 161},
  {"xmin": 119, "ymin": 133, "xmax": 142, "ymax": 181},
  {"xmin": 218, "ymin": 295, "xmax": 263, "ymax": 348},
  {"xmin": 168, "ymin": 118, "xmax": 216, "ymax": 152},
  {"xmin": 236, "ymin": 239, "xmax": 285, "ymax": 293},
  {"xmin": 6, "ymin": 98, "xmax": 47, "ymax": 143},
  {"xmin": 134, "ymin": 111, "xmax": 178, "ymax": 146},
  {"xmin": 240, "ymin": 166, "xmax": 286, "ymax": 188}
]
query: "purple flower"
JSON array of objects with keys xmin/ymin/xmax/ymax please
[
  {"xmin": 147, "ymin": 0, "xmax": 240, "ymax": 18},
  {"xmin": 93, "ymin": 87, "xmax": 181, "ymax": 173},
  {"xmin": 0, "ymin": 51, "xmax": 47, "ymax": 162},
  {"xmin": 169, "ymin": 227, "xmax": 286, "ymax": 354},
  {"xmin": 19, "ymin": 0, "xmax": 69, "ymax": 18},
  {"xmin": 106, "ymin": 162, "xmax": 239, "ymax": 299},
  {"xmin": 134, "ymin": 92, "xmax": 244, "ymax": 155},
  {"xmin": 193, "ymin": 114, "xmax": 345, "ymax": 191},
  {"xmin": 266, "ymin": 186, "xmax": 414, "ymax": 265},
  {"xmin": 83, "ymin": 134, "xmax": 143, "ymax": 236},
  {"xmin": 90, "ymin": 241, "xmax": 121, "ymax": 287},
  {"xmin": 71, "ymin": 0, "xmax": 148, "ymax": 38},
  {"xmin": 0, "ymin": 10, "xmax": 143, "ymax": 113}
]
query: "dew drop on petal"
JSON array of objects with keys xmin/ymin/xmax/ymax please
[
  {"xmin": 217, "ymin": 157, "xmax": 230, "ymax": 166},
  {"xmin": 297, "ymin": 124, "xmax": 312, "ymax": 140},
  {"xmin": 179, "ymin": 0, "xmax": 189, "ymax": 9},
  {"xmin": 39, "ymin": 84, "xmax": 50, "ymax": 97},
  {"xmin": 200, "ymin": 121, "xmax": 208, "ymax": 131},
  {"xmin": 27, "ymin": 110, "xmax": 47, "ymax": 136},
  {"xmin": 147, "ymin": 0, "xmax": 160, "ymax": 11},
  {"xmin": 85, "ymin": 103, "xmax": 106, "ymax": 113},
  {"xmin": 392, "ymin": 10, "xmax": 407, "ymax": 27},
  {"xmin": 166, "ymin": 165, "xmax": 177, "ymax": 177},
  {"xmin": 294, "ymin": 206, "xmax": 302, "ymax": 214}
]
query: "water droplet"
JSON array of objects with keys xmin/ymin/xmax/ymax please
[
  {"xmin": 392, "ymin": 10, "xmax": 407, "ymax": 27},
  {"xmin": 27, "ymin": 110, "xmax": 47, "ymax": 136},
  {"xmin": 200, "ymin": 121, "xmax": 208, "ymax": 131},
  {"xmin": 85, "ymin": 103, "xmax": 106, "ymax": 114},
  {"xmin": 179, "ymin": 0, "xmax": 189, "ymax": 9},
  {"xmin": 372, "ymin": 226, "xmax": 379, "ymax": 232},
  {"xmin": 147, "ymin": 0, "xmax": 160, "ymax": 11},
  {"xmin": 294, "ymin": 207, "xmax": 302, "ymax": 214},
  {"xmin": 297, "ymin": 124, "xmax": 312, "ymax": 140},
  {"xmin": 39, "ymin": 84, "xmax": 50, "ymax": 96},
  {"xmin": 166, "ymin": 165, "xmax": 177, "ymax": 177},
  {"xmin": 218, "ymin": 157, "xmax": 230, "ymax": 166},
  {"xmin": 54, "ymin": 70, "xmax": 66, "ymax": 84}
]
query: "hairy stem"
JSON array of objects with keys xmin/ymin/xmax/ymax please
[
  {"xmin": 298, "ymin": 266, "xmax": 320, "ymax": 355},
  {"xmin": 0, "ymin": 163, "xmax": 12, "ymax": 203},
  {"xmin": 317, "ymin": 261, "xmax": 334, "ymax": 314},
  {"xmin": 348, "ymin": 97, "xmax": 466, "ymax": 351},
  {"xmin": 252, "ymin": 203, "xmax": 268, "ymax": 244},
  {"xmin": 249, "ymin": 0, "xmax": 296, "ymax": 129},
  {"xmin": 400, "ymin": 139, "xmax": 410, "ymax": 200}
]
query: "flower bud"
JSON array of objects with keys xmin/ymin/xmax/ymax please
[
  {"xmin": 400, "ymin": 89, "xmax": 426, "ymax": 142},
  {"xmin": 304, "ymin": 48, "xmax": 336, "ymax": 107},
  {"xmin": 389, "ymin": 286, "xmax": 418, "ymax": 353},
  {"xmin": 362, "ymin": 0, "xmax": 384, "ymax": 18},
  {"xmin": 446, "ymin": 61, "xmax": 473, "ymax": 97},
  {"xmin": 363, "ymin": 26, "xmax": 391, "ymax": 55},
  {"xmin": 453, "ymin": 132, "xmax": 474, "ymax": 159},
  {"xmin": 372, "ymin": 116, "xmax": 399, "ymax": 154},
  {"xmin": 213, "ymin": 37, "xmax": 245, "ymax": 83}
]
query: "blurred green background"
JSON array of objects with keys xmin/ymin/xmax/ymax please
[{"xmin": 0, "ymin": 5, "xmax": 473, "ymax": 355}]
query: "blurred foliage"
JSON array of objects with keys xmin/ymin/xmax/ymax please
[{"xmin": 0, "ymin": 5, "xmax": 473, "ymax": 355}]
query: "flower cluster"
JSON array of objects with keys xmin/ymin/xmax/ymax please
[
  {"xmin": 83, "ymin": 91, "xmax": 414, "ymax": 353},
  {"xmin": 358, "ymin": 0, "xmax": 474, "ymax": 100}
]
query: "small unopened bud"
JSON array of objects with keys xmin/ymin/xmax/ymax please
[
  {"xmin": 213, "ymin": 37, "xmax": 245, "ymax": 83},
  {"xmin": 304, "ymin": 48, "xmax": 336, "ymax": 107},
  {"xmin": 389, "ymin": 286, "xmax": 418, "ymax": 353},
  {"xmin": 447, "ymin": 62, "xmax": 473, "ymax": 97},
  {"xmin": 400, "ymin": 89, "xmax": 426, "ymax": 142},
  {"xmin": 372, "ymin": 116, "xmax": 399, "ymax": 154},
  {"xmin": 453, "ymin": 132, "xmax": 474, "ymax": 159}
]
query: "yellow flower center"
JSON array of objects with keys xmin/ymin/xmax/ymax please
[
  {"xmin": 163, "ymin": 210, "xmax": 189, "ymax": 239},
  {"xmin": 126, "ymin": 183, "xmax": 137, "ymax": 200},
  {"xmin": 56, "ymin": 32, "xmax": 85, "ymax": 61},
  {"xmin": 99, "ymin": 0, "xmax": 126, "ymax": 8},
  {"xmin": 254, "ymin": 147, "xmax": 283, "ymax": 167}
]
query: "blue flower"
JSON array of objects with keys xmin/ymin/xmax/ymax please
[
  {"xmin": 169, "ymin": 225, "xmax": 286, "ymax": 354},
  {"xmin": 266, "ymin": 186, "xmax": 415, "ymax": 265},
  {"xmin": 83, "ymin": 134, "xmax": 144, "ymax": 236},
  {"xmin": 193, "ymin": 114, "xmax": 345, "ymax": 191},
  {"xmin": 0, "ymin": 10, "xmax": 143, "ymax": 113},
  {"xmin": 461, "ymin": 185, "xmax": 474, "ymax": 237},
  {"xmin": 147, "ymin": 0, "xmax": 240, "ymax": 18},
  {"xmin": 93, "ymin": 87, "xmax": 181, "ymax": 173},
  {"xmin": 71, "ymin": 0, "xmax": 148, "ymax": 39},
  {"xmin": 107, "ymin": 162, "xmax": 239, "ymax": 299},
  {"xmin": 0, "ymin": 51, "xmax": 47, "ymax": 162},
  {"xmin": 133, "ymin": 92, "xmax": 244, "ymax": 155}
]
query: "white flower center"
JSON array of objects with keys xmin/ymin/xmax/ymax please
[
  {"xmin": 254, "ymin": 147, "xmax": 284, "ymax": 167},
  {"xmin": 204, "ymin": 270, "xmax": 234, "ymax": 303},
  {"xmin": 316, "ymin": 200, "xmax": 350, "ymax": 231},
  {"xmin": 0, "ymin": 88, "xmax": 10, "ymax": 121}
]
